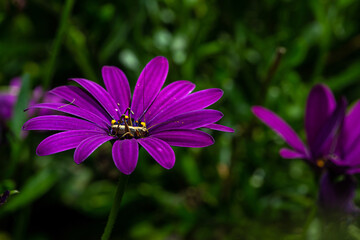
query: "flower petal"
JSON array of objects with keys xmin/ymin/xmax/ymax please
[
  {"xmin": 70, "ymin": 78, "xmax": 121, "ymax": 120},
  {"xmin": 318, "ymin": 172, "xmax": 359, "ymax": 215},
  {"xmin": 251, "ymin": 106, "xmax": 307, "ymax": 155},
  {"xmin": 26, "ymin": 103, "xmax": 109, "ymax": 129},
  {"xmin": 36, "ymin": 130, "xmax": 106, "ymax": 156},
  {"xmin": 131, "ymin": 56, "xmax": 169, "ymax": 120},
  {"xmin": 50, "ymin": 86, "xmax": 110, "ymax": 121},
  {"xmin": 311, "ymin": 97, "xmax": 346, "ymax": 158},
  {"xmin": 145, "ymin": 80, "xmax": 195, "ymax": 122},
  {"xmin": 23, "ymin": 115, "xmax": 103, "ymax": 131},
  {"xmin": 112, "ymin": 139, "xmax": 139, "ymax": 175},
  {"xmin": 74, "ymin": 135, "xmax": 114, "ymax": 164},
  {"xmin": 0, "ymin": 93, "xmax": 16, "ymax": 120},
  {"xmin": 148, "ymin": 88, "xmax": 223, "ymax": 126},
  {"xmin": 345, "ymin": 167, "xmax": 360, "ymax": 175},
  {"xmin": 342, "ymin": 100, "xmax": 360, "ymax": 154},
  {"xmin": 137, "ymin": 137, "xmax": 175, "ymax": 169},
  {"xmin": 305, "ymin": 84, "xmax": 336, "ymax": 153},
  {"xmin": 102, "ymin": 66, "xmax": 131, "ymax": 114},
  {"xmin": 202, "ymin": 123, "xmax": 234, "ymax": 132},
  {"xmin": 279, "ymin": 148, "xmax": 306, "ymax": 159},
  {"xmin": 342, "ymin": 139, "xmax": 360, "ymax": 166},
  {"xmin": 151, "ymin": 129, "xmax": 214, "ymax": 147},
  {"xmin": 149, "ymin": 109, "xmax": 223, "ymax": 133}
]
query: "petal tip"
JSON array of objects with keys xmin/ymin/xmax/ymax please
[
  {"xmin": 154, "ymin": 56, "xmax": 168, "ymax": 62},
  {"xmin": 163, "ymin": 162, "xmax": 175, "ymax": 170},
  {"xmin": 226, "ymin": 127, "xmax": 235, "ymax": 133},
  {"xmin": 35, "ymin": 148, "xmax": 44, "ymax": 156}
]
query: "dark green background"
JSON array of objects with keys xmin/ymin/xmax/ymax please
[{"xmin": 1, "ymin": 0, "xmax": 360, "ymax": 239}]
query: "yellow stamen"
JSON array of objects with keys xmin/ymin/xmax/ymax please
[
  {"xmin": 141, "ymin": 122, "xmax": 146, "ymax": 127},
  {"xmin": 316, "ymin": 159, "xmax": 325, "ymax": 168},
  {"xmin": 125, "ymin": 115, "xmax": 129, "ymax": 119},
  {"xmin": 111, "ymin": 119, "xmax": 116, "ymax": 125}
]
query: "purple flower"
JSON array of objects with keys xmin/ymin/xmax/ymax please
[
  {"xmin": 0, "ymin": 78, "xmax": 21, "ymax": 122},
  {"xmin": 0, "ymin": 77, "xmax": 62, "ymax": 123},
  {"xmin": 0, "ymin": 190, "xmax": 10, "ymax": 206},
  {"xmin": 23, "ymin": 56, "xmax": 233, "ymax": 175},
  {"xmin": 252, "ymin": 84, "xmax": 360, "ymax": 215}
]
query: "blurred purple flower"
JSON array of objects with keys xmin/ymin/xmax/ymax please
[
  {"xmin": 23, "ymin": 56, "xmax": 233, "ymax": 175},
  {"xmin": 0, "ymin": 77, "xmax": 62, "ymax": 123},
  {"xmin": 252, "ymin": 84, "xmax": 360, "ymax": 215},
  {"xmin": 0, "ymin": 190, "xmax": 10, "ymax": 206},
  {"xmin": 0, "ymin": 78, "xmax": 21, "ymax": 122}
]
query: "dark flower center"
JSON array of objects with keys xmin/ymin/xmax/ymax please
[
  {"xmin": 316, "ymin": 159, "xmax": 326, "ymax": 168},
  {"xmin": 110, "ymin": 108, "xmax": 148, "ymax": 139}
]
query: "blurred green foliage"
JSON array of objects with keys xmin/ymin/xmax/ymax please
[{"xmin": 1, "ymin": 0, "xmax": 360, "ymax": 239}]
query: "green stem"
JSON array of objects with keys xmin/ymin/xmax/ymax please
[
  {"xmin": 43, "ymin": 0, "xmax": 75, "ymax": 89},
  {"xmin": 101, "ymin": 174, "xmax": 130, "ymax": 240}
]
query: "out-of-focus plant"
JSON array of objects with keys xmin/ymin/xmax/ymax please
[{"xmin": 253, "ymin": 84, "xmax": 360, "ymax": 238}]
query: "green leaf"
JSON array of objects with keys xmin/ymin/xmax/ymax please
[
  {"xmin": 10, "ymin": 73, "xmax": 31, "ymax": 139},
  {"xmin": 327, "ymin": 61, "xmax": 360, "ymax": 90},
  {"xmin": 0, "ymin": 168, "xmax": 58, "ymax": 216}
]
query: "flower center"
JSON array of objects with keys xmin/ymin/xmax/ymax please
[
  {"xmin": 110, "ymin": 108, "xmax": 148, "ymax": 139},
  {"xmin": 316, "ymin": 158, "xmax": 326, "ymax": 168}
]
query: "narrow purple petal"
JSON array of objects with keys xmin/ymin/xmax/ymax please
[
  {"xmin": 151, "ymin": 129, "xmax": 214, "ymax": 147},
  {"xmin": 50, "ymin": 86, "xmax": 110, "ymax": 121},
  {"xmin": 74, "ymin": 135, "xmax": 114, "ymax": 164},
  {"xmin": 137, "ymin": 137, "xmax": 175, "ymax": 169},
  {"xmin": 343, "ymin": 141, "xmax": 360, "ymax": 166},
  {"xmin": 112, "ymin": 139, "xmax": 139, "ymax": 175},
  {"xmin": 149, "ymin": 110, "xmax": 223, "ymax": 133},
  {"xmin": 70, "ymin": 78, "xmax": 121, "ymax": 120},
  {"xmin": 102, "ymin": 66, "xmax": 131, "ymax": 114},
  {"xmin": 148, "ymin": 88, "xmax": 223, "ymax": 126},
  {"xmin": 131, "ymin": 56, "xmax": 169, "ymax": 120},
  {"xmin": 346, "ymin": 167, "xmax": 360, "ymax": 175},
  {"xmin": 26, "ymin": 103, "xmax": 109, "ymax": 129},
  {"xmin": 0, "ymin": 93, "xmax": 16, "ymax": 120},
  {"xmin": 311, "ymin": 97, "xmax": 346, "ymax": 158},
  {"xmin": 305, "ymin": 84, "xmax": 336, "ymax": 153},
  {"xmin": 36, "ymin": 130, "xmax": 106, "ymax": 156},
  {"xmin": 23, "ymin": 115, "xmax": 104, "ymax": 132},
  {"xmin": 342, "ymin": 101, "xmax": 360, "ymax": 154},
  {"xmin": 318, "ymin": 172, "xmax": 359, "ymax": 215},
  {"xmin": 10, "ymin": 77, "xmax": 21, "ymax": 90},
  {"xmin": 251, "ymin": 106, "xmax": 307, "ymax": 155},
  {"xmin": 144, "ymin": 80, "xmax": 196, "ymax": 122},
  {"xmin": 202, "ymin": 123, "xmax": 234, "ymax": 133},
  {"xmin": 279, "ymin": 148, "xmax": 306, "ymax": 159}
]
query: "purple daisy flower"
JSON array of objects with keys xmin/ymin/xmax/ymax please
[
  {"xmin": 252, "ymin": 84, "xmax": 360, "ymax": 215},
  {"xmin": 23, "ymin": 56, "xmax": 233, "ymax": 175}
]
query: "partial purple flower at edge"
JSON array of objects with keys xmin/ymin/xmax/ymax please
[
  {"xmin": 0, "ymin": 77, "xmax": 62, "ymax": 122},
  {"xmin": 318, "ymin": 172, "xmax": 358, "ymax": 216},
  {"xmin": 252, "ymin": 84, "xmax": 360, "ymax": 215},
  {"xmin": 23, "ymin": 56, "xmax": 234, "ymax": 175},
  {"xmin": 0, "ymin": 190, "xmax": 10, "ymax": 207}
]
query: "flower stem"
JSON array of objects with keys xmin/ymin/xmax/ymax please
[{"xmin": 101, "ymin": 174, "xmax": 129, "ymax": 240}]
